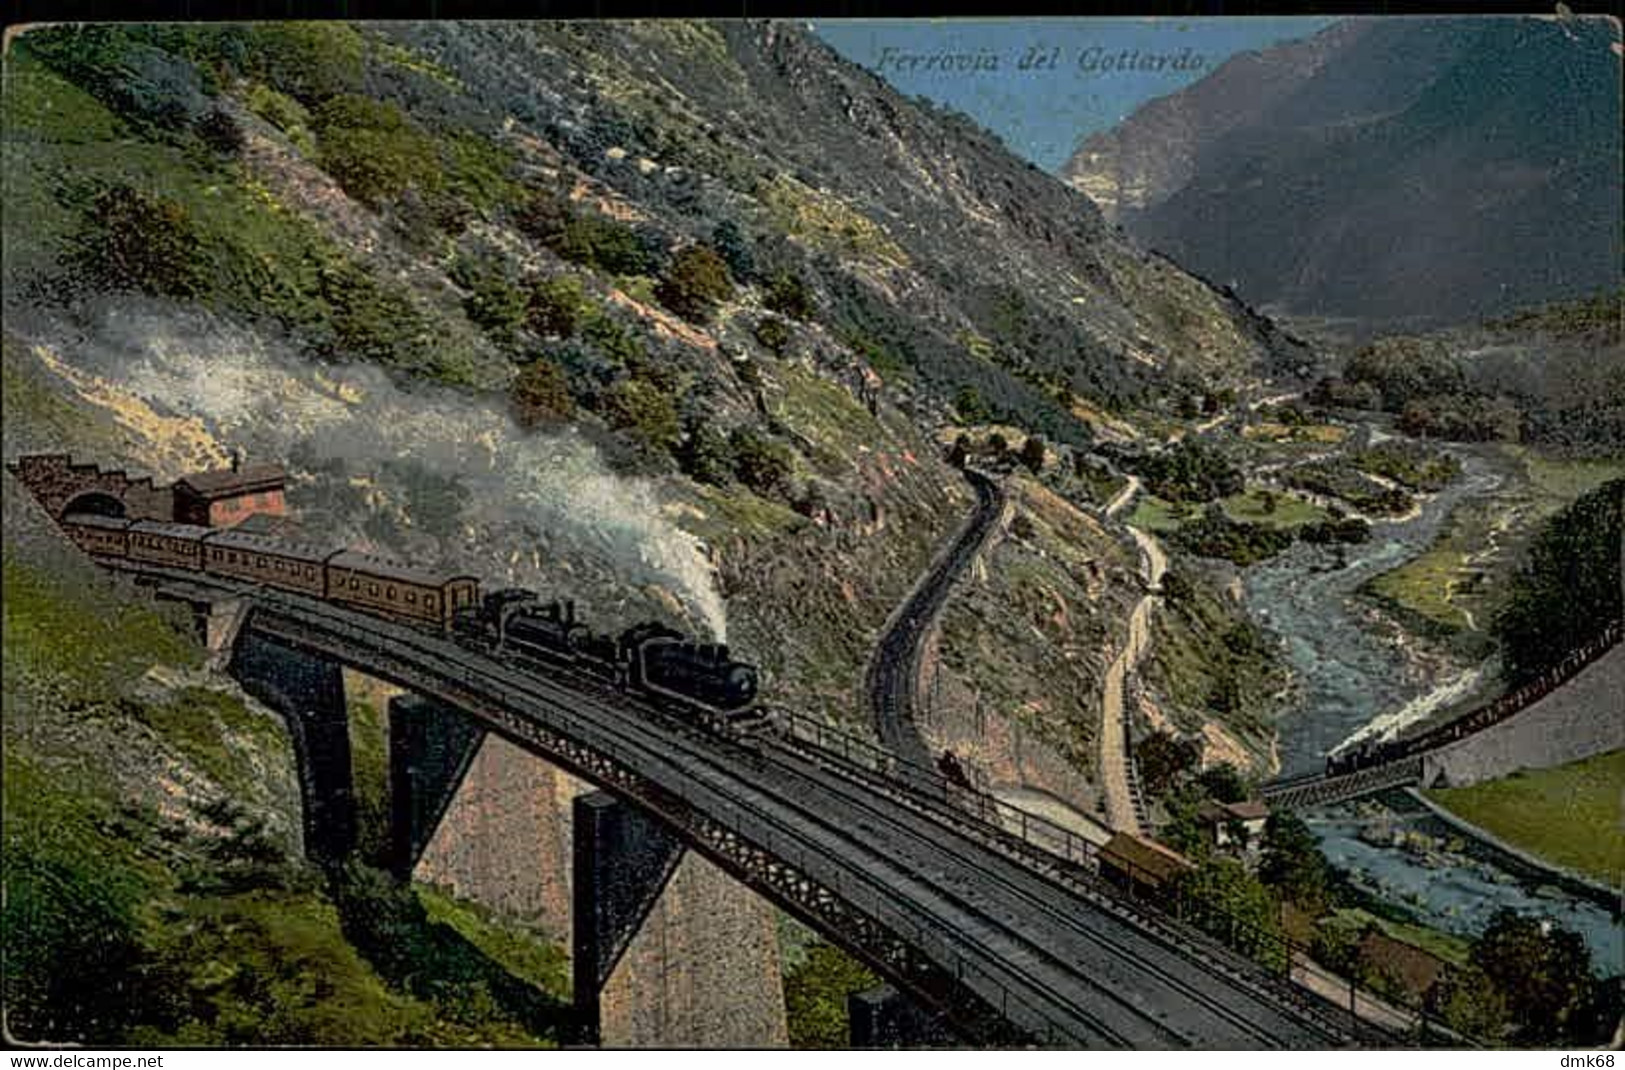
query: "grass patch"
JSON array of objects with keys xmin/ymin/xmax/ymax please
[
  {"xmin": 415, "ymin": 884, "xmax": 571, "ymax": 1001},
  {"xmin": 2, "ymin": 552, "xmax": 200, "ymax": 701},
  {"xmin": 1425, "ymin": 750, "xmax": 1625, "ymax": 885},
  {"xmin": 1512, "ymin": 446, "xmax": 1625, "ymax": 501},
  {"xmin": 1219, "ymin": 486, "xmax": 1330, "ymax": 529},
  {"xmin": 1128, "ymin": 494, "xmax": 1201, "ymax": 533},
  {"xmin": 1366, "ymin": 547, "xmax": 1472, "ymax": 633}
]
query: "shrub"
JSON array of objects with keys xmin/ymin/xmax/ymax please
[
  {"xmin": 452, "ymin": 256, "xmax": 526, "ymax": 344},
  {"xmin": 513, "ymin": 187, "xmax": 570, "ymax": 247},
  {"xmin": 315, "ymin": 258, "xmax": 432, "ymax": 369},
  {"xmin": 557, "ymin": 214, "xmax": 654, "ymax": 275},
  {"xmin": 729, "ymin": 427, "xmax": 795, "ymax": 497},
  {"xmin": 677, "ymin": 422, "xmax": 734, "ymax": 486},
  {"xmin": 581, "ymin": 312, "xmax": 644, "ymax": 366},
  {"xmin": 955, "ymin": 384, "xmax": 992, "ymax": 423},
  {"xmin": 711, "ymin": 219, "xmax": 754, "ymax": 281},
  {"xmin": 765, "ymin": 270, "xmax": 815, "ymax": 320},
  {"xmin": 656, "ymin": 244, "xmax": 734, "ymax": 324},
  {"xmin": 1019, "ymin": 435, "xmax": 1046, "ymax": 474},
  {"xmin": 600, "ymin": 379, "xmax": 679, "ymax": 451},
  {"xmin": 527, "ymin": 275, "xmax": 587, "ymax": 338},
  {"xmin": 241, "ymin": 22, "xmax": 364, "ymax": 104},
  {"xmin": 244, "ymin": 82, "xmax": 315, "ymax": 153},
  {"xmin": 312, "ymin": 94, "xmax": 441, "ymax": 207},
  {"xmin": 509, "ymin": 358, "xmax": 574, "ymax": 429},
  {"xmin": 69, "ymin": 185, "xmax": 206, "ymax": 298},
  {"xmin": 194, "ymin": 108, "xmax": 244, "ymax": 156},
  {"xmin": 754, "ymin": 316, "xmax": 792, "ymax": 355}
]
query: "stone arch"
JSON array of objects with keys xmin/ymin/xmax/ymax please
[{"xmin": 62, "ymin": 491, "xmax": 127, "ymax": 518}]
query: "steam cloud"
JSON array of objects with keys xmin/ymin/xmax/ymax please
[{"xmin": 22, "ymin": 300, "xmax": 728, "ymax": 640}]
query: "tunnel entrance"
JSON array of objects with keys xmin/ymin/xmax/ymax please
[{"xmin": 62, "ymin": 492, "xmax": 126, "ymax": 518}]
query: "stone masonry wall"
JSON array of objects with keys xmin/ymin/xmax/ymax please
[
  {"xmin": 415, "ymin": 737, "xmax": 789, "ymax": 1047},
  {"xmin": 1422, "ymin": 642, "xmax": 1625, "ymax": 789}
]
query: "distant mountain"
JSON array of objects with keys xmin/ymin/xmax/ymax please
[{"xmin": 1062, "ymin": 17, "xmax": 1623, "ymax": 334}]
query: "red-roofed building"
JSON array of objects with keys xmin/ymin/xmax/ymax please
[{"xmin": 173, "ymin": 458, "xmax": 287, "ymax": 528}]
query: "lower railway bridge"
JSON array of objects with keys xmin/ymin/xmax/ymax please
[
  {"xmin": 119, "ymin": 559, "xmax": 1368, "ymax": 1050},
  {"xmin": 1263, "ymin": 620, "xmax": 1624, "ymax": 810}
]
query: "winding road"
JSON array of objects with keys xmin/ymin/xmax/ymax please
[{"xmin": 865, "ymin": 467, "xmax": 1007, "ymax": 770}]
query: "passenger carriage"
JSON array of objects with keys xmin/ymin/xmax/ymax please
[
  {"xmin": 60, "ymin": 513, "xmax": 131, "ymax": 558},
  {"xmin": 324, "ymin": 549, "xmax": 479, "ymax": 631},
  {"xmin": 126, "ymin": 520, "xmax": 210, "ymax": 570},
  {"xmin": 202, "ymin": 528, "xmax": 330, "ymax": 598}
]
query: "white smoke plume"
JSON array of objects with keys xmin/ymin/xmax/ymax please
[{"xmin": 18, "ymin": 300, "xmax": 728, "ymax": 640}]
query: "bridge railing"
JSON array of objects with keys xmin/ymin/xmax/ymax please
[
  {"xmin": 1309, "ymin": 618, "xmax": 1624, "ymax": 784},
  {"xmin": 245, "ymin": 598, "xmax": 1084, "ymax": 1045},
  {"xmin": 777, "ymin": 709, "xmax": 1417, "ymax": 1045},
  {"xmin": 777, "ymin": 710, "xmax": 1100, "ymax": 870}
]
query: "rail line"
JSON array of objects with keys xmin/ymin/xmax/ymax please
[{"xmin": 122, "ymin": 563, "xmax": 1359, "ymax": 1047}]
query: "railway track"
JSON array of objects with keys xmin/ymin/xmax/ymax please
[
  {"xmin": 128, "ymin": 564, "xmax": 1363, "ymax": 1047},
  {"xmin": 865, "ymin": 467, "xmax": 1005, "ymax": 769}
]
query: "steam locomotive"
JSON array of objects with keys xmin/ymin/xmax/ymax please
[
  {"xmin": 59, "ymin": 512, "xmax": 769, "ymax": 733},
  {"xmin": 463, "ymin": 591, "xmax": 772, "ymax": 735}
]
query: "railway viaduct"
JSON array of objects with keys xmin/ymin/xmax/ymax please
[{"xmin": 97, "ymin": 555, "xmax": 1368, "ymax": 1050}]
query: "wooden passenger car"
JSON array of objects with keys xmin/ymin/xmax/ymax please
[
  {"xmin": 60, "ymin": 512, "xmax": 130, "ymax": 558},
  {"xmin": 126, "ymin": 520, "xmax": 210, "ymax": 570},
  {"xmin": 324, "ymin": 549, "xmax": 479, "ymax": 630},
  {"xmin": 202, "ymin": 528, "xmax": 330, "ymax": 597}
]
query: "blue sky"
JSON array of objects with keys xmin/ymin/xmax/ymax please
[{"xmin": 812, "ymin": 18, "xmax": 1339, "ymax": 172}]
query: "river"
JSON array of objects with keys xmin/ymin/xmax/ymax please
[{"xmin": 1242, "ymin": 440, "xmax": 1622, "ymax": 972}]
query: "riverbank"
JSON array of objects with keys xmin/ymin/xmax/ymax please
[{"xmin": 1416, "ymin": 749, "xmax": 1625, "ymax": 898}]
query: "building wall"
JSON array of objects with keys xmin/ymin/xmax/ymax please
[
  {"xmin": 1423, "ymin": 642, "xmax": 1625, "ymax": 789},
  {"xmin": 208, "ymin": 488, "xmax": 287, "ymax": 527}
]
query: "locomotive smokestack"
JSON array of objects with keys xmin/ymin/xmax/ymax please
[
  {"xmin": 565, "ymin": 599, "xmax": 575, "ymax": 625},
  {"xmin": 230, "ymin": 449, "xmax": 241, "ymax": 473}
]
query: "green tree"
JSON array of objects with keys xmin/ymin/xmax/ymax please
[
  {"xmin": 582, "ymin": 312, "xmax": 644, "ymax": 366},
  {"xmin": 1494, "ymin": 479, "xmax": 1623, "ymax": 685},
  {"xmin": 783, "ymin": 943, "xmax": 878, "ymax": 1048},
  {"xmin": 509, "ymin": 358, "xmax": 574, "ymax": 429},
  {"xmin": 527, "ymin": 275, "xmax": 587, "ymax": 338},
  {"xmin": 1175, "ymin": 858, "xmax": 1286, "ymax": 972},
  {"xmin": 729, "ymin": 428, "xmax": 795, "ymax": 497},
  {"xmin": 70, "ymin": 186, "xmax": 206, "ymax": 298},
  {"xmin": 242, "ymin": 22, "xmax": 364, "ymax": 104},
  {"xmin": 955, "ymin": 384, "xmax": 991, "ymax": 424},
  {"xmin": 312, "ymin": 94, "xmax": 440, "ymax": 207},
  {"xmin": 1133, "ymin": 731, "xmax": 1199, "ymax": 797},
  {"xmin": 1424, "ymin": 964, "xmax": 1508, "ymax": 1042},
  {"xmin": 1257, "ymin": 812, "xmax": 1332, "ymax": 914},
  {"xmin": 557, "ymin": 214, "xmax": 653, "ymax": 275},
  {"xmin": 677, "ymin": 423, "xmax": 734, "ymax": 486},
  {"xmin": 1196, "ymin": 763, "xmax": 1250, "ymax": 804},
  {"xmin": 456, "ymin": 266, "xmax": 527, "ymax": 344},
  {"xmin": 656, "ymin": 244, "xmax": 734, "ymax": 324},
  {"xmin": 600, "ymin": 379, "xmax": 679, "ymax": 452},
  {"xmin": 1471, "ymin": 909, "xmax": 1595, "ymax": 1043}
]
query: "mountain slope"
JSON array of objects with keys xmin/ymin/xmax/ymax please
[{"xmin": 1063, "ymin": 16, "xmax": 1622, "ymax": 333}]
